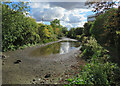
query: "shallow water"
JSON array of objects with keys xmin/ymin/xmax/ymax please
[{"xmin": 29, "ymin": 41, "xmax": 80, "ymax": 57}]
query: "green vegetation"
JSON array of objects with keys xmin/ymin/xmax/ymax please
[
  {"xmin": 2, "ymin": 1, "xmax": 120, "ymax": 85},
  {"xmin": 67, "ymin": 22, "xmax": 93, "ymax": 41},
  {"xmin": 90, "ymin": 7, "xmax": 120, "ymax": 64},
  {"xmin": 68, "ymin": 37, "xmax": 120, "ymax": 85},
  {"xmin": 91, "ymin": 8, "xmax": 118, "ymax": 47},
  {"xmin": 2, "ymin": 2, "xmax": 68, "ymax": 52},
  {"xmin": 67, "ymin": 27, "xmax": 83, "ymax": 40},
  {"xmin": 67, "ymin": 7, "xmax": 120, "ymax": 85}
]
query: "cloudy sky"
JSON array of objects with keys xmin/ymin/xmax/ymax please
[{"xmin": 29, "ymin": 2, "xmax": 94, "ymax": 29}]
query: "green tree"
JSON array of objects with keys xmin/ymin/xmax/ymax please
[
  {"xmin": 75, "ymin": 27, "xmax": 83, "ymax": 35},
  {"xmin": 50, "ymin": 19, "xmax": 60, "ymax": 35},
  {"xmin": 85, "ymin": 0, "xmax": 116, "ymax": 15},
  {"xmin": 2, "ymin": 2, "xmax": 40, "ymax": 51},
  {"xmin": 62, "ymin": 27, "xmax": 68, "ymax": 36},
  {"xmin": 67, "ymin": 28, "xmax": 76, "ymax": 38},
  {"xmin": 90, "ymin": 7, "xmax": 120, "ymax": 64},
  {"xmin": 90, "ymin": 8, "xmax": 118, "ymax": 46},
  {"xmin": 83, "ymin": 22, "xmax": 93, "ymax": 36}
]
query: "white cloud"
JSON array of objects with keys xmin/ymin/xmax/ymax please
[
  {"xmin": 49, "ymin": 2, "xmax": 87, "ymax": 10},
  {"xmin": 43, "ymin": 7, "xmax": 65, "ymax": 20},
  {"xmin": 30, "ymin": 2, "xmax": 93, "ymax": 29},
  {"xmin": 60, "ymin": 21, "xmax": 73, "ymax": 30},
  {"xmin": 79, "ymin": 8, "xmax": 93, "ymax": 13},
  {"xmin": 31, "ymin": 6, "xmax": 65, "ymax": 21},
  {"xmin": 61, "ymin": 9, "xmax": 87, "ymax": 23},
  {"xmin": 30, "ymin": 2, "xmax": 50, "ymax": 9},
  {"xmin": 73, "ymin": 21, "xmax": 87, "ymax": 28},
  {"xmin": 23, "ymin": 11, "xmax": 31, "ymax": 17}
]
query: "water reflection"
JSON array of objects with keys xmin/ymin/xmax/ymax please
[
  {"xmin": 29, "ymin": 41, "xmax": 80, "ymax": 57},
  {"xmin": 60, "ymin": 42, "xmax": 70, "ymax": 54}
]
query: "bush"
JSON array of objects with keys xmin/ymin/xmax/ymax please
[
  {"xmin": 80, "ymin": 45, "xmax": 94, "ymax": 60},
  {"xmin": 80, "ymin": 37, "xmax": 107, "ymax": 61},
  {"xmin": 68, "ymin": 61, "xmax": 120, "ymax": 85},
  {"xmin": 68, "ymin": 36, "xmax": 120, "ymax": 85}
]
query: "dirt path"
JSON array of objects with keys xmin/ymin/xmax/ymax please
[{"xmin": 2, "ymin": 38, "xmax": 85, "ymax": 84}]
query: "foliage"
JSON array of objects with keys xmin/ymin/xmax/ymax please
[
  {"xmin": 67, "ymin": 27, "xmax": 83, "ymax": 39},
  {"xmin": 83, "ymin": 22, "xmax": 93, "ymax": 36},
  {"xmin": 67, "ymin": 7, "xmax": 120, "ymax": 86},
  {"xmin": 2, "ymin": 2, "xmax": 40, "ymax": 51},
  {"xmin": 68, "ymin": 61, "xmax": 120, "ymax": 85},
  {"xmin": 90, "ymin": 8, "xmax": 118, "ymax": 47},
  {"xmin": 2, "ymin": 2, "xmax": 30, "ymax": 13},
  {"xmin": 67, "ymin": 28, "xmax": 76, "ymax": 38},
  {"xmin": 37, "ymin": 23, "xmax": 51, "ymax": 39},
  {"xmin": 67, "ymin": 22, "xmax": 92, "ymax": 41},
  {"xmin": 85, "ymin": 1, "xmax": 116, "ymax": 15},
  {"xmin": 90, "ymin": 7, "xmax": 120, "ymax": 62},
  {"xmin": 62, "ymin": 27, "xmax": 68, "ymax": 36},
  {"xmin": 80, "ymin": 37, "xmax": 108, "ymax": 61},
  {"xmin": 2, "ymin": 2, "xmax": 67, "ymax": 52},
  {"xmin": 68, "ymin": 37, "xmax": 120, "ymax": 85}
]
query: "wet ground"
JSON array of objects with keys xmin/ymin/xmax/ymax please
[{"xmin": 2, "ymin": 38, "xmax": 85, "ymax": 84}]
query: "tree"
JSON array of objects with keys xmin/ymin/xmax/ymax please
[
  {"xmin": 90, "ymin": 8, "xmax": 118, "ymax": 46},
  {"xmin": 90, "ymin": 7, "xmax": 120, "ymax": 63},
  {"xmin": 83, "ymin": 22, "xmax": 93, "ymax": 36},
  {"xmin": 2, "ymin": 1, "xmax": 30, "ymax": 14},
  {"xmin": 2, "ymin": 2, "xmax": 67, "ymax": 51},
  {"xmin": 67, "ymin": 28, "xmax": 76, "ymax": 38},
  {"xmin": 75, "ymin": 27, "xmax": 83, "ymax": 36},
  {"xmin": 85, "ymin": 0, "xmax": 117, "ymax": 15},
  {"xmin": 62, "ymin": 27, "xmax": 68, "ymax": 36},
  {"xmin": 50, "ymin": 19, "xmax": 60, "ymax": 35},
  {"xmin": 2, "ymin": 2, "xmax": 40, "ymax": 51}
]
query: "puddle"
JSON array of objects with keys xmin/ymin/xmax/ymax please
[{"xmin": 29, "ymin": 41, "xmax": 80, "ymax": 57}]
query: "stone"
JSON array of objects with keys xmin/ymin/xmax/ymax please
[
  {"xmin": 38, "ymin": 78, "xmax": 41, "ymax": 81},
  {"xmin": 2, "ymin": 62, "xmax": 5, "ymax": 65},
  {"xmin": 41, "ymin": 69, "xmax": 44, "ymax": 71},
  {"xmin": 14, "ymin": 60, "xmax": 22, "ymax": 64},
  {"xmin": 45, "ymin": 74, "xmax": 51, "ymax": 78},
  {"xmin": 40, "ymin": 81, "xmax": 44, "ymax": 84},
  {"xmin": 33, "ymin": 79, "xmax": 36, "ymax": 82},
  {"xmin": 2, "ymin": 55, "xmax": 6, "ymax": 59}
]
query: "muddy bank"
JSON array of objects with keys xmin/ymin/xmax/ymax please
[{"xmin": 2, "ymin": 38, "xmax": 85, "ymax": 84}]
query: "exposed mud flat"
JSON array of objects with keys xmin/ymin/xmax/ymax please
[{"xmin": 2, "ymin": 38, "xmax": 85, "ymax": 84}]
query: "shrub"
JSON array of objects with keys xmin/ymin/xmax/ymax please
[
  {"xmin": 80, "ymin": 37, "xmax": 107, "ymax": 61},
  {"xmin": 68, "ymin": 36, "xmax": 120, "ymax": 85},
  {"xmin": 68, "ymin": 61, "xmax": 120, "ymax": 85},
  {"xmin": 80, "ymin": 45, "xmax": 94, "ymax": 60}
]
